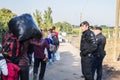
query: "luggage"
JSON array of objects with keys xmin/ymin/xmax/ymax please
[
  {"xmin": 8, "ymin": 14, "xmax": 42, "ymax": 41},
  {"xmin": 49, "ymin": 44, "xmax": 57, "ymax": 53},
  {"xmin": 52, "ymin": 33, "xmax": 59, "ymax": 46}
]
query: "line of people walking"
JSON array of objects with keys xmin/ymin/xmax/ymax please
[
  {"xmin": 0, "ymin": 26, "xmax": 59, "ymax": 80},
  {"xmin": 80, "ymin": 21, "xmax": 106, "ymax": 80}
]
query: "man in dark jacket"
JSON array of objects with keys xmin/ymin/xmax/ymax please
[
  {"xmin": 93, "ymin": 27, "xmax": 106, "ymax": 80},
  {"xmin": 80, "ymin": 21, "xmax": 97, "ymax": 80}
]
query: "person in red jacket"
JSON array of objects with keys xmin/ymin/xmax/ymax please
[{"xmin": 2, "ymin": 62, "xmax": 20, "ymax": 80}]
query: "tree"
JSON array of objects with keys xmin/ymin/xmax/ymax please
[
  {"xmin": 54, "ymin": 22, "xmax": 73, "ymax": 33},
  {"xmin": 0, "ymin": 8, "xmax": 16, "ymax": 43},
  {"xmin": 0, "ymin": 8, "xmax": 16, "ymax": 30},
  {"xmin": 33, "ymin": 9, "xmax": 43, "ymax": 30},
  {"xmin": 43, "ymin": 7, "xmax": 53, "ymax": 30},
  {"xmin": 54, "ymin": 22, "xmax": 63, "ymax": 31},
  {"xmin": 94, "ymin": 25, "xmax": 98, "ymax": 28},
  {"xmin": 100, "ymin": 25, "xmax": 107, "ymax": 28},
  {"xmin": 63, "ymin": 22, "xmax": 73, "ymax": 33}
]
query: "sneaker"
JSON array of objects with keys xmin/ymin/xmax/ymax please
[
  {"xmin": 40, "ymin": 78, "xmax": 44, "ymax": 80},
  {"xmin": 33, "ymin": 73, "xmax": 37, "ymax": 80},
  {"xmin": 49, "ymin": 59, "xmax": 53, "ymax": 65}
]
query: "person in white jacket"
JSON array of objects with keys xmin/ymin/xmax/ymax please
[{"xmin": 0, "ymin": 44, "xmax": 8, "ymax": 76}]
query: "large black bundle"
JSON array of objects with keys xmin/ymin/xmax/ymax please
[{"xmin": 8, "ymin": 14, "xmax": 42, "ymax": 41}]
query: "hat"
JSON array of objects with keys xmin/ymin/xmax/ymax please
[
  {"xmin": 80, "ymin": 21, "xmax": 89, "ymax": 27},
  {"xmin": 89, "ymin": 26, "xmax": 94, "ymax": 29},
  {"xmin": 95, "ymin": 27, "xmax": 102, "ymax": 31}
]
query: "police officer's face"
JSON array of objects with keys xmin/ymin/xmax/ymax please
[
  {"xmin": 80, "ymin": 25, "xmax": 89, "ymax": 32},
  {"xmin": 94, "ymin": 30, "xmax": 101, "ymax": 35}
]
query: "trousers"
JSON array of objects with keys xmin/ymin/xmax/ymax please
[{"xmin": 33, "ymin": 58, "xmax": 46, "ymax": 80}]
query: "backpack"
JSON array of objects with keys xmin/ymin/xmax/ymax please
[
  {"xmin": 52, "ymin": 34, "xmax": 59, "ymax": 46},
  {"xmin": 49, "ymin": 44, "xmax": 57, "ymax": 53},
  {"xmin": 2, "ymin": 36, "xmax": 20, "ymax": 64}
]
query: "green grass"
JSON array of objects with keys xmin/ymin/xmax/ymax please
[{"xmin": 71, "ymin": 27, "xmax": 115, "ymax": 38}]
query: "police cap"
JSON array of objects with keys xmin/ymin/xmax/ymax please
[
  {"xmin": 80, "ymin": 21, "xmax": 89, "ymax": 27},
  {"xmin": 95, "ymin": 27, "xmax": 102, "ymax": 31}
]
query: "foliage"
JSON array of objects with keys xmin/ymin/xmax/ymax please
[
  {"xmin": 0, "ymin": 8, "xmax": 16, "ymax": 43},
  {"xmin": 32, "ymin": 7, "xmax": 73, "ymax": 34},
  {"xmin": 94, "ymin": 25, "xmax": 98, "ymax": 28},
  {"xmin": 33, "ymin": 9, "xmax": 43, "ymax": 30},
  {"xmin": 71, "ymin": 27, "xmax": 115, "ymax": 38},
  {"xmin": 72, "ymin": 28, "xmax": 80, "ymax": 35},
  {"xmin": 33, "ymin": 7, "xmax": 53, "ymax": 31},
  {"xmin": 0, "ymin": 8, "xmax": 16, "ymax": 30},
  {"xmin": 54, "ymin": 21, "xmax": 73, "ymax": 33},
  {"xmin": 102, "ymin": 27, "xmax": 114, "ymax": 38},
  {"xmin": 94, "ymin": 25, "xmax": 108, "ymax": 28},
  {"xmin": 43, "ymin": 7, "xmax": 53, "ymax": 30},
  {"xmin": 100, "ymin": 25, "xmax": 107, "ymax": 28}
]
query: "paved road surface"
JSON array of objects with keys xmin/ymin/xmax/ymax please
[{"xmin": 29, "ymin": 43, "xmax": 83, "ymax": 80}]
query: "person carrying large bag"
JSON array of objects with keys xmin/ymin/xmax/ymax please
[{"xmin": 3, "ymin": 13, "xmax": 42, "ymax": 80}]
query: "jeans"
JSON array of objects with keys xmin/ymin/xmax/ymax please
[{"xmin": 48, "ymin": 51, "xmax": 52, "ymax": 59}]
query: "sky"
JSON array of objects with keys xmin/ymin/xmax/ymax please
[{"xmin": 0, "ymin": 0, "xmax": 116, "ymax": 26}]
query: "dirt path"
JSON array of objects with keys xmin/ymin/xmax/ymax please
[
  {"xmin": 29, "ymin": 42, "xmax": 120, "ymax": 80},
  {"xmin": 45, "ymin": 43, "xmax": 83, "ymax": 80}
]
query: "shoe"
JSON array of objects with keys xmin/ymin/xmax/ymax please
[
  {"xmin": 49, "ymin": 59, "xmax": 53, "ymax": 65},
  {"xmin": 39, "ymin": 78, "xmax": 44, "ymax": 80},
  {"xmin": 33, "ymin": 73, "xmax": 37, "ymax": 80},
  {"xmin": 39, "ymin": 77, "xmax": 45, "ymax": 80}
]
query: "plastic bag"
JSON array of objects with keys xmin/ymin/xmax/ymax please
[
  {"xmin": 8, "ymin": 14, "xmax": 42, "ymax": 41},
  {"xmin": 54, "ymin": 51, "xmax": 60, "ymax": 60}
]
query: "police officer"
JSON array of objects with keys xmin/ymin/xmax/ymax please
[
  {"xmin": 93, "ymin": 27, "xmax": 106, "ymax": 80},
  {"xmin": 89, "ymin": 25, "xmax": 94, "ymax": 32},
  {"xmin": 80, "ymin": 21, "xmax": 97, "ymax": 80}
]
